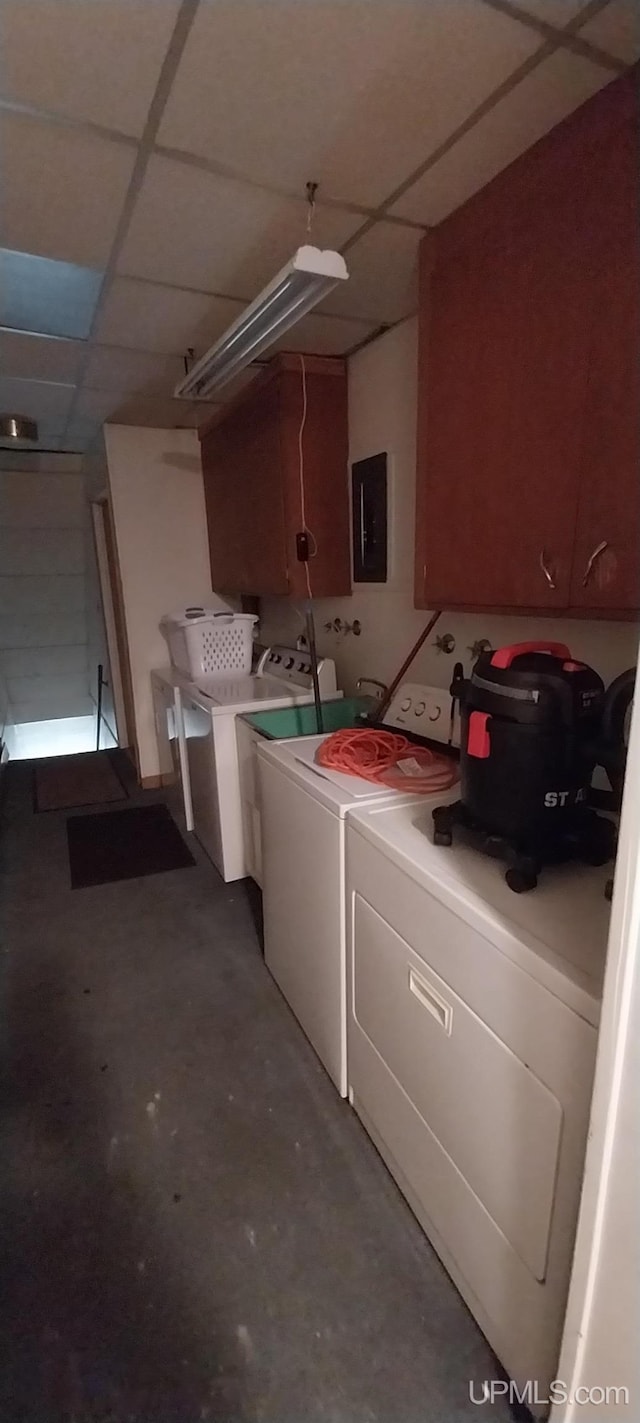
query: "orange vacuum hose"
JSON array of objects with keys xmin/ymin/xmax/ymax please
[{"xmin": 316, "ymin": 728, "xmax": 458, "ymax": 793}]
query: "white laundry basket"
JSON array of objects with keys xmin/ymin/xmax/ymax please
[{"xmin": 161, "ymin": 608, "xmax": 257, "ymax": 678}]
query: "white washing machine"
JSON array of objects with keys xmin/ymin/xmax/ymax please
[
  {"xmin": 150, "ymin": 667, "xmax": 194, "ymax": 830},
  {"xmin": 181, "ymin": 647, "xmax": 339, "ymax": 882},
  {"xmin": 257, "ymin": 684, "xmax": 459, "ymax": 1096},
  {"xmin": 345, "ymin": 797, "xmax": 612, "ymax": 1413}
]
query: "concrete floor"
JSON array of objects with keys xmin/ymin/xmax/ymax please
[{"xmin": 1, "ymin": 756, "xmax": 510, "ymax": 1423}]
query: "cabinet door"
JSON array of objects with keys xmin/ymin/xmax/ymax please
[
  {"xmin": 414, "ymin": 79, "xmax": 638, "ymax": 616},
  {"xmin": 416, "ymin": 194, "xmax": 592, "ymax": 612},
  {"xmin": 569, "ymin": 104, "xmax": 639, "ymax": 613},
  {"xmin": 202, "ymin": 382, "xmax": 289, "ymax": 596}
]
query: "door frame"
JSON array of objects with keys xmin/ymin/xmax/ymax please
[{"xmin": 552, "ymin": 657, "xmax": 640, "ymax": 1418}]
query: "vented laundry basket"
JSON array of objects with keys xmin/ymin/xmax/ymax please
[{"xmin": 161, "ymin": 608, "xmax": 257, "ymax": 679}]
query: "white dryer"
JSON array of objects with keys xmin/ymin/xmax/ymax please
[{"xmin": 345, "ymin": 797, "xmax": 612, "ymax": 1413}]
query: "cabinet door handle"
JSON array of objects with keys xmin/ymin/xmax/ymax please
[
  {"xmin": 539, "ymin": 549, "xmax": 556, "ymax": 590},
  {"xmin": 409, "ymin": 966, "xmax": 453, "ymax": 1035},
  {"xmin": 582, "ymin": 540, "xmax": 609, "ymax": 587}
]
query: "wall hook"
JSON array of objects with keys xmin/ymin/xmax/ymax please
[
  {"xmin": 434, "ymin": 632, "xmax": 456, "ymax": 655},
  {"xmin": 468, "ymin": 638, "xmax": 492, "ymax": 661}
]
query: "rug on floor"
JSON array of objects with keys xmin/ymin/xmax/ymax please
[
  {"xmin": 35, "ymin": 750, "xmax": 128, "ymax": 812},
  {"xmin": 67, "ymin": 803, "xmax": 195, "ymax": 888}
]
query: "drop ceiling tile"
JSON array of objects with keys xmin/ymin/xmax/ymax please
[
  {"xmin": 0, "ymin": 1, "xmax": 180, "ymax": 137},
  {"xmin": 0, "ymin": 248, "xmax": 102, "ymax": 339},
  {"xmin": 119, "ymin": 154, "xmax": 361, "ymax": 294},
  {"xmin": 270, "ymin": 312, "xmax": 377, "ymax": 357},
  {"xmin": 577, "ymin": 1, "xmax": 640, "ymax": 62},
  {"xmin": 84, "ymin": 346, "xmax": 184, "ymax": 396},
  {"xmin": 0, "ymin": 375, "xmax": 75, "ymax": 424},
  {"xmin": 74, "ymin": 388, "xmax": 200, "ymax": 430},
  {"xmin": 502, "ymin": 0, "xmax": 593, "ymax": 25},
  {"xmin": 94, "ymin": 277, "xmax": 246, "ymax": 357},
  {"xmin": 0, "ymin": 329, "xmax": 84, "ymax": 384},
  {"xmin": 390, "ymin": 50, "xmax": 613, "ymax": 225},
  {"xmin": 329, "ymin": 225, "xmax": 423, "ymax": 325},
  {"xmin": 61, "ymin": 420, "xmax": 103, "ymax": 453},
  {"xmin": 0, "ymin": 112, "xmax": 135, "ymax": 267},
  {"xmin": 158, "ymin": 0, "xmax": 541, "ymax": 208},
  {"xmin": 197, "ymin": 368, "xmax": 261, "ymax": 405}
]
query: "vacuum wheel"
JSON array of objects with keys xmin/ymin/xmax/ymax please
[
  {"xmin": 433, "ymin": 829, "xmax": 453, "ymax": 847},
  {"xmin": 505, "ymin": 864, "xmax": 538, "ymax": 894},
  {"xmin": 581, "ymin": 815, "xmax": 617, "ymax": 868}
]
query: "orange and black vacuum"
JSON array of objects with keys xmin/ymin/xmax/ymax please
[{"xmin": 432, "ymin": 641, "xmax": 623, "ymax": 892}]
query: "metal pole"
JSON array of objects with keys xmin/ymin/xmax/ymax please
[
  {"xmin": 96, "ymin": 663, "xmax": 103, "ymax": 751},
  {"xmin": 304, "ymin": 603, "xmax": 324, "ymax": 735}
]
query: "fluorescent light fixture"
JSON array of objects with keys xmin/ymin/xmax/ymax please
[{"xmin": 174, "ymin": 245, "xmax": 349, "ymax": 400}]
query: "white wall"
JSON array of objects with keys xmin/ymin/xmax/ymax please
[
  {"xmin": 0, "ymin": 451, "xmax": 93, "ymax": 725},
  {"xmin": 259, "ymin": 318, "xmax": 639, "ymax": 692},
  {"xmin": 104, "ymin": 424, "xmax": 221, "ymax": 782}
]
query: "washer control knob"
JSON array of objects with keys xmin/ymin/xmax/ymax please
[
  {"xmin": 415, "ymin": 701, "xmax": 426, "ymax": 717},
  {"xmin": 400, "ymin": 698, "xmax": 412, "ymax": 712}
]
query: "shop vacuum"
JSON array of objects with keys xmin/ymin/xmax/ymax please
[{"xmin": 432, "ymin": 641, "xmax": 634, "ymax": 893}]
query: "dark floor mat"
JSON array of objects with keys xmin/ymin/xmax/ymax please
[
  {"xmin": 67, "ymin": 803, "xmax": 195, "ymax": 888},
  {"xmin": 35, "ymin": 750, "xmax": 127, "ymax": 812}
]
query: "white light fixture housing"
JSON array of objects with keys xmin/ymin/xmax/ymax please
[{"xmin": 174, "ymin": 245, "xmax": 349, "ymax": 401}]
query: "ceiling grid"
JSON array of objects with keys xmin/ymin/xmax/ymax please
[{"xmin": 0, "ymin": 0, "xmax": 635, "ymax": 452}]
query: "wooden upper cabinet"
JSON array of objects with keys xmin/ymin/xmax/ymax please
[
  {"xmin": 415, "ymin": 72, "xmax": 639, "ymax": 618},
  {"xmin": 570, "ymin": 95, "xmax": 640, "ymax": 613},
  {"xmin": 200, "ymin": 354, "xmax": 350, "ymax": 600}
]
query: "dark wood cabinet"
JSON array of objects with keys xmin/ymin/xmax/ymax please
[
  {"xmin": 415, "ymin": 73, "xmax": 639, "ymax": 619},
  {"xmin": 200, "ymin": 353, "xmax": 350, "ymax": 600},
  {"xmin": 569, "ymin": 95, "xmax": 640, "ymax": 613}
]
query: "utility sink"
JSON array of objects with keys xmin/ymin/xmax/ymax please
[{"xmin": 240, "ymin": 695, "xmax": 371, "ymax": 740}]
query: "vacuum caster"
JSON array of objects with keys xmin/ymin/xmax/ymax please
[
  {"xmin": 432, "ymin": 804, "xmax": 455, "ymax": 847},
  {"xmin": 505, "ymin": 862, "xmax": 538, "ymax": 894},
  {"xmin": 581, "ymin": 814, "xmax": 617, "ymax": 868}
]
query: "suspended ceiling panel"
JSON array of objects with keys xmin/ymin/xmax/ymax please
[
  {"xmin": 158, "ymin": 0, "xmax": 542, "ymax": 207},
  {"xmin": 0, "ymin": 0, "xmax": 181, "ymax": 137},
  {"xmin": 118, "ymin": 154, "xmax": 363, "ymax": 295},
  {"xmin": 390, "ymin": 48, "xmax": 612, "ymax": 225},
  {"xmin": 0, "ymin": 330, "xmax": 84, "ymax": 386},
  {"xmin": 578, "ymin": 0, "xmax": 640, "ymax": 61},
  {"xmin": 0, "ymin": 0, "xmax": 632, "ymax": 452},
  {"xmin": 0, "ymin": 248, "xmax": 103, "ymax": 341},
  {"xmin": 83, "ymin": 346, "xmax": 186, "ymax": 397},
  {"xmin": 505, "ymin": 0, "xmax": 593, "ymax": 22},
  {"xmin": 94, "ymin": 277, "xmax": 247, "ymax": 357},
  {"xmin": 0, "ymin": 112, "xmax": 135, "ymax": 268},
  {"xmin": 333, "ymin": 224, "xmax": 424, "ymax": 326}
]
